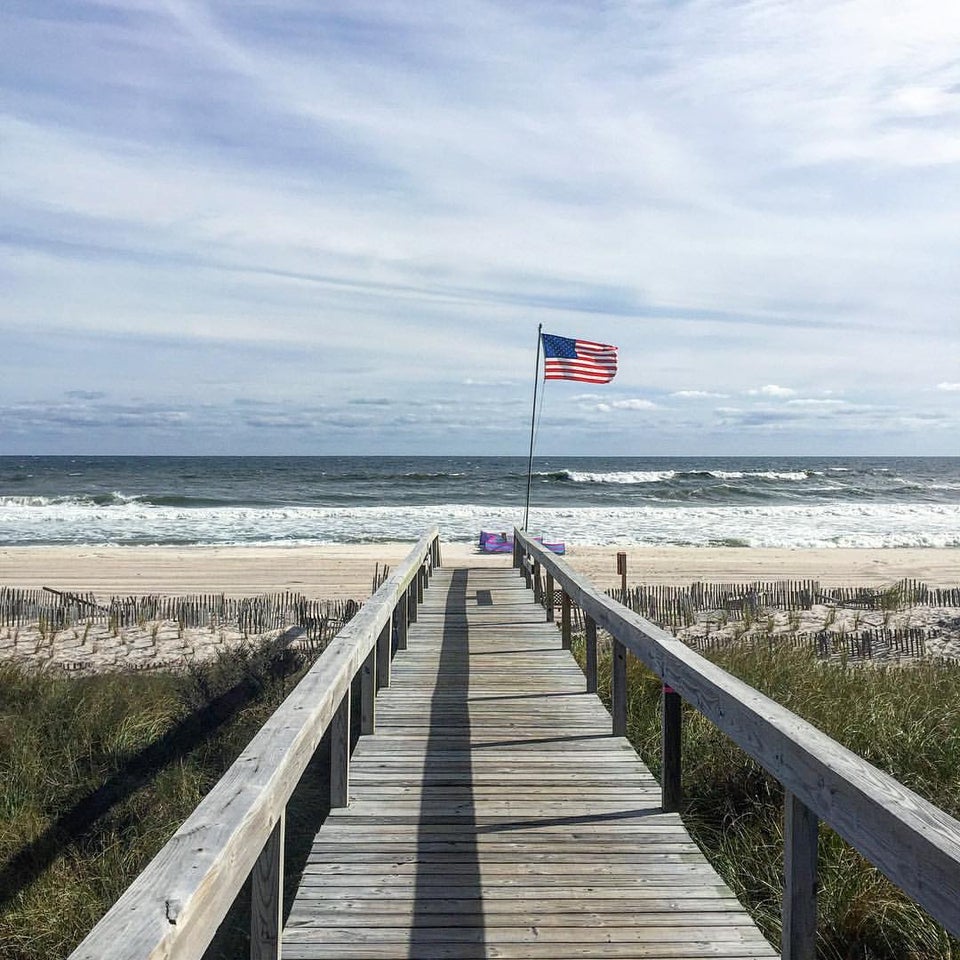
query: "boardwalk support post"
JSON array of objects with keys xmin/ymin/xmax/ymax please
[
  {"xmin": 612, "ymin": 638, "xmax": 627, "ymax": 736},
  {"xmin": 585, "ymin": 614, "xmax": 597, "ymax": 693},
  {"xmin": 250, "ymin": 812, "xmax": 284, "ymax": 960},
  {"xmin": 545, "ymin": 572, "xmax": 554, "ymax": 621},
  {"xmin": 330, "ymin": 692, "xmax": 350, "ymax": 809},
  {"xmin": 561, "ymin": 592, "xmax": 572, "ymax": 650},
  {"xmin": 661, "ymin": 685, "xmax": 682, "ymax": 812},
  {"xmin": 533, "ymin": 560, "xmax": 541, "ymax": 599},
  {"xmin": 783, "ymin": 791, "xmax": 818, "ymax": 960}
]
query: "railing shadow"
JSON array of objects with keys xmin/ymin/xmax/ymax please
[{"xmin": 410, "ymin": 568, "xmax": 485, "ymax": 956}]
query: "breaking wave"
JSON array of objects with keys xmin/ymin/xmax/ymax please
[{"xmin": 2, "ymin": 499, "xmax": 960, "ymax": 548}]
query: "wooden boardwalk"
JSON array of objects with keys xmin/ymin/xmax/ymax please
[{"xmin": 284, "ymin": 565, "xmax": 776, "ymax": 959}]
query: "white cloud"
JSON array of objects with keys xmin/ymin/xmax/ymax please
[
  {"xmin": 585, "ymin": 398, "xmax": 658, "ymax": 414},
  {"xmin": 671, "ymin": 390, "xmax": 729, "ymax": 399},
  {"xmin": 747, "ymin": 385, "xmax": 797, "ymax": 398},
  {"xmin": 937, "ymin": 382, "xmax": 960, "ymax": 392}
]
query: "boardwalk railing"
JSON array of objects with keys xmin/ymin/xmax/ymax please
[
  {"xmin": 513, "ymin": 528, "xmax": 960, "ymax": 960},
  {"xmin": 68, "ymin": 527, "xmax": 441, "ymax": 960}
]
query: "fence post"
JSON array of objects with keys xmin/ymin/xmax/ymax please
[
  {"xmin": 250, "ymin": 812, "xmax": 284, "ymax": 960},
  {"xmin": 330, "ymin": 691, "xmax": 350, "ymax": 809},
  {"xmin": 612, "ymin": 639, "xmax": 627, "ymax": 736},
  {"xmin": 782, "ymin": 790, "xmax": 818, "ymax": 960},
  {"xmin": 585, "ymin": 614, "xmax": 597, "ymax": 693},
  {"xmin": 417, "ymin": 565, "xmax": 425, "ymax": 604},
  {"xmin": 533, "ymin": 560, "xmax": 541, "ymax": 600},
  {"xmin": 561, "ymin": 592, "xmax": 571, "ymax": 650},
  {"xmin": 545, "ymin": 572, "xmax": 554, "ymax": 622},
  {"xmin": 661, "ymin": 685, "xmax": 681, "ymax": 812},
  {"xmin": 361, "ymin": 645, "xmax": 376, "ymax": 735}
]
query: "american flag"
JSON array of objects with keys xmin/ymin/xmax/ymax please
[{"xmin": 542, "ymin": 333, "xmax": 618, "ymax": 383}]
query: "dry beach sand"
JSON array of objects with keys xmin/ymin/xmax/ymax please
[
  {"xmin": 3, "ymin": 542, "xmax": 960, "ymax": 599},
  {"xmin": 2, "ymin": 542, "xmax": 959, "ymax": 672}
]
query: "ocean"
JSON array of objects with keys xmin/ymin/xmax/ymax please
[{"xmin": 1, "ymin": 456, "xmax": 959, "ymax": 548}]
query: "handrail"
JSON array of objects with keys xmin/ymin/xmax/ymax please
[
  {"xmin": 513, "ymin": 527, "xmax": 960, "ymax": 957},
  {"xmin": 69, "ymin": 526, "xmax": 441, "ymax": 960}
]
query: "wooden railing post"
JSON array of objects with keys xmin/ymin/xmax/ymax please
[
  {"xmin": 661, "ymin": 685, "xmax": 682, "ymax": 812},
  {"xmin": 64, "ymin": 526, "xmax": 443, "ymax": 960},
  {"xmin": 611, "ymin": 638, "xmax": 627, "ymax": 736},
  {"xmin": 417, "ymin": 564, "xmax": 425, "ymax": 603},
  {"xmin": 397, "ymin": 593, "xmax": 408, "ymax": 651},
  {"xmin": 783, "ymin": 791, "xmax": 818, "ymax": 960},
  {"xmin": 585, "ymin": 614, "xmax": 597, "ymax": 694},
  {"xmin": 330, "ymin": 691, "xmax": 350, "ymax": 809},
  {"xmin": 545, "ymin": 572, "xmax": 554, "ymax": 621},
  {"xmin": 561, "ymin": 592, "xmax": 571, "ymax": 650},
  {"xmin": 250, "ymin": 812, "xmax": 284, "ymax": 960},
  {"xmin": 360, "ymin": 646, "xmax": 376, "ymax": 735},
  {"xmin": 376, "ymin": 620, "xmax": 391, "ymax": 690},
  {"xmin": 532, "ymin": 560, "xmax": 541, "ymax": 599},
  {"xmin": 408, "ymin": 581, "xmax": 418, "ymax": 623}
]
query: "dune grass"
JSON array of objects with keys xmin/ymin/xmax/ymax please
[
  {"xmin": 6, "ymin": 608, "xmax": 960, "ymax": 959},
  {"xmin": 578, "ymin": 638, "xmax": 960, "ymax": 959},
  {"xmin": 0, "ymin": 636, "xmax": 320, "ymax": 960}
]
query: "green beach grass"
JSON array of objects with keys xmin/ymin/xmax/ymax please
[
  {"xmin": 576, "ymin": 637, "xmax": 960, "ymax": 959},
  {"xmin": 0, "ymin": 637, "xmax": 331, "ymax": 960},
  {"xmin": 5, "ymin": 610, "xmax": 960, "ymax": 959}
]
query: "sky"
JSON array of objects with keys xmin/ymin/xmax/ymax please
[{"xmin": 2, "ymin": 0, "xmax": 960, "ymax": 457}]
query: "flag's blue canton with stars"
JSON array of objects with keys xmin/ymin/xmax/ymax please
[{"xmin": 542, "ymin": 333, "xmax": 618, "ymax": 383}]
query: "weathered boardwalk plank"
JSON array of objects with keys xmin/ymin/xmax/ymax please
[{"xmin": 284, "ymin": 566, "xmax": 775, "ymax": 959}]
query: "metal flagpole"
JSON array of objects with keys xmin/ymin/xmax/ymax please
[{"xmin": 523, "ymin": 323, "xmax": 543, "ymax": 530}]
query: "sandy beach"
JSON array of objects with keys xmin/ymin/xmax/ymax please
[
  {"xmin": 1, "ymin": 542, "xmax": 959, "ymax": 600},
  {"xmin": 3, "ymin": 541, "xmax": 960, "ymax": 673}
]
